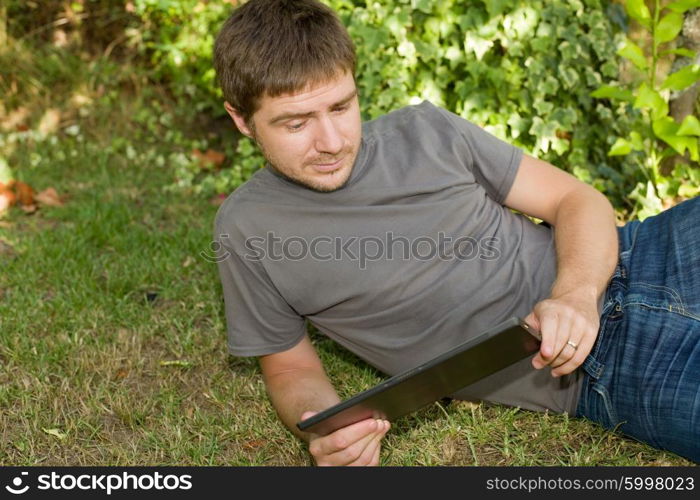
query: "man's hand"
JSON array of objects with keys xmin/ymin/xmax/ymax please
[
  {"xmin": 302, "ymin": 412, "xmax": 390, "ymax": 466},
  {"xmin": 524, "ymin": 289, "xmax": 600, "ymax": 377}
]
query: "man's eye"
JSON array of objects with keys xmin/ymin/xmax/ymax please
[
  {"xmin": 333, "ymin": 105, "xmax": 349, "ymax": 113},
  {"xmin": 286, "ymin": 122, "xmax": 305, "ymax": 131}
]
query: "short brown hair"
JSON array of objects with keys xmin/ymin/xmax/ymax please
[{"xmin": 213, "ymin": 0, "xmax": 356, "ymax": 122}]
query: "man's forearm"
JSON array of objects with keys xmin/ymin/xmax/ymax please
[
  {"xmin": 263, "ymin": 367, "xmax": 341, "ymax": 441},
  {"xmin": 550, "ymin": 187, "xmax": 618, "ymax": 304}
]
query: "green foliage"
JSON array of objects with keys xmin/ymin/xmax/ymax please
[
  {"xmin": 333, "ymin": 0, "xmax": 638, "ymax": 208},
  {"xmin": 593, "ymin": 0, "xmax": 700, "ymax": 220},
  {"xmin": 129, "ymin": 0, "xmax": 230, "ymax": 115},
  {"xmin": 9, "ymin": 1, "xmax": 695, "ymax": 218},
  {"xmin": 192, "ymin": 0, "xmax": 639, "ymax": 210}
]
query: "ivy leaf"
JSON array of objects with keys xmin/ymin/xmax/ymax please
[
  {"xmin": 625, "ymin": 0, "xmax": 652, "ymax": 29},
  {"xmin": 483, "ymin": 0, "xmax": 512, "ymax": 17},
  {"xmin": 652, "ymin": 115, "xmax": 679, "ymax": 137},
  {"xmin": 608, "ymin": 137, "xmax": 633, "ymax": 156},
  {"xmin": 661, "ymin": 48, "xmax": 697, "ymax": 59},
  {"xmin": 464, "ymin": 32, "xmax": 493, "ymax": 61},
  {"xmin": 630, "ymin": 131, "xmax": 644, "ymax": 150},
  {"xmin": 617, "ymin": 39, "xmax": 648, "ymax": 70},
  {"xmin": 606, "ymin": 133, "xmax": 642, "ymax": 158},
  {"xmin": 661, "ymin": 64, "xmax": 700, "ymax": 91},
  {"xmin": 666, "ymin": 0, "xmax": 700, "ymax": 14},
  {"xmin": 411, "ymin": 0, "xmax": 433, "ymax": 14},
  {"xmin": 634, "ymin": 82, "xmax": 668, "ymax": 120},
  {"xmin": 655, "ymin": 12, "xmax": 684, "ymax": 46},
  {"xmin": 677, "ymin": 115, "xmax": 700, "ymax": 136},
  {"xmin": 590, "ymin": 85, "xmax": 633, "ymax": 101},
  {"xmin": 653, "ymin": 116, "xmax": 697, "ymax": 157},
  {"xmin": 630, "ymin": 181, "xmax": 663, "ymax": 221},
  {"xmin": 507, "ymin": 113, "xmax": 529, "ymax": 139},
  {"xmin": 540, "ymin": 75, "xmax": 560, "ymax": 95},
  {"xmin": 558, "ymin": 66, "xmax": 580, "ymax": 89}
]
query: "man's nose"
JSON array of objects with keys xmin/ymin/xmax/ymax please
[{"xmin": 314, "ymin": 116, "xmax": 344, "ymax": 155}]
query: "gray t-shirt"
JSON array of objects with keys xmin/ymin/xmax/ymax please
[{"xmin": 214, "ymin": 100, "xmax": 583, "ymax": 414}]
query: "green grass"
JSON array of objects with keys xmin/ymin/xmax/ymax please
[{"xmin": 0, "ymin": 39, "xmax": 694, "ymax": 467}]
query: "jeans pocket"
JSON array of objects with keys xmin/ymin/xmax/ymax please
[{"xmin": 588, "ymin": 382, "xmax": 620, "ymax": 430}]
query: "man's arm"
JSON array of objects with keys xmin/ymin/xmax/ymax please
[
  {"xmin": 259, "ymin": 334, "xmax": 390, "ymax": 465},
  {"xmin": 503, "ymin": 154, "xmax": 618, "ymax": 376},
  {"xmin": 259, "ymin": 334, "xmax": 341, "ymax": 438}
]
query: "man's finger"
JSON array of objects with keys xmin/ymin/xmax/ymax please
[
  {"xmin": 549, "ymin": 335, "xmax": 580, "ymax": 369},
  {"xmin": 549, "ymin": 316, "xmax": 584, "ymax": 368},
  {"xmin": 551, "ymin": 326, "xmax": 598, "ymax": 377},
  {"xmin": 533, "ymin": 311, "xmax": 562, "ymax": 367},
  {"xmin": 312, "ymin": 418, "xmax": 379, "ymax": 457},
  {"xmin": 349, "ymin": 420, "xmax": 389, "ymax": 466},
  {"xmin": 370, "ymin": 442, "xmax": 381, "ymax": 466},
  {"xmin": 324, "ymin": 427, "xmax": 383, "ymax": 466},
  {"xmin": 348, "ymin": 427, "xmax": 385, "ymax": 466}
]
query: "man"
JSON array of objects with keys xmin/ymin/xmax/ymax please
[{"xmin": 213, "ymin": 0, "xmax": 699, "ymax": 465}]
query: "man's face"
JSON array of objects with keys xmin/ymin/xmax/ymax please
[{"xmin": 226, "ymin": 71, "xmax": 362, "ymax": 193}]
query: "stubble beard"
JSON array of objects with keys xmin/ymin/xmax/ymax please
[{"xmin": 253, "ymin": 134, "xmax": 356, "ymax": 193}]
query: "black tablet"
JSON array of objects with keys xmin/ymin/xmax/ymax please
[{"xmin": 296, "ymin": 317, "xmax": 541, "ymax": 436}]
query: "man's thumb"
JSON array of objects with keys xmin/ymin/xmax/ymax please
[{"xmin": 300, "ymin": 411, "xmax": 318, "ymax": 421}]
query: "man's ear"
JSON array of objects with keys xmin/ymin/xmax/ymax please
[{"xmin": 224, "ymin": 102, "xmax": 254, "ymax": 138}]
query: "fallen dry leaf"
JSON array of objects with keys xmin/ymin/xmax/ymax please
[
  {"xmin": 1, "ymin": 107, "xmax": 29, "ymax": 132},
  {"xmin": 209, "ymin": 193, "xmax": 227, "ymax": 206},
  {"xmin": 20, "ymin": 204, "xmax": 37, "ymax": 214},
  {"xmin": 452, "ymin": 400, "xmax": 481, "ymax": 411},
  {"xmin": 0, "ymin": 188, "xmax": 16, "ymax": 213},
  {"xmin": 14, "ymin": 181, "xmax": 35, "ymax": 206},
  {"xmin": 35, "ymin": 187, "xmax": 64, "ymax": 207},
  {"xmin": 192, "ymin": 148, "xmax": 226, "ymax": 169},
  {"xmin": 243, "ymin": 439, "xmax": 265, "ymax": 450},
  {"xmin": 42, "ymin": 428, "xmax": 67, "ymax": 440},
  {"xmin": 38, "ymin": 108, "xmax": 61, "ymax": 135}
]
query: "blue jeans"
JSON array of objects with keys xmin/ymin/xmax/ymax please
[{"xmin": 575, "ymin": 196, "xmax": 700, "ymax": 463}]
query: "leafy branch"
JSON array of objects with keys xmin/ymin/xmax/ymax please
[{"xmin": 593, "ymin": 0, "xmax": 700, "ymax": 217}]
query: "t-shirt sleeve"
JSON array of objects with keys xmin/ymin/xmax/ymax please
[
  {"xmin": 215, "ymin": 234, "xmax": 307, "ymax": 357},
  {"xmin": 433, "ymin": 104, "xmax": 523, "ymax": 204}
]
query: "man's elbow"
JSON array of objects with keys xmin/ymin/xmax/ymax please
[{"xmin": 555, "ymin": 185, "xmax": 615, "ymax": 225}]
